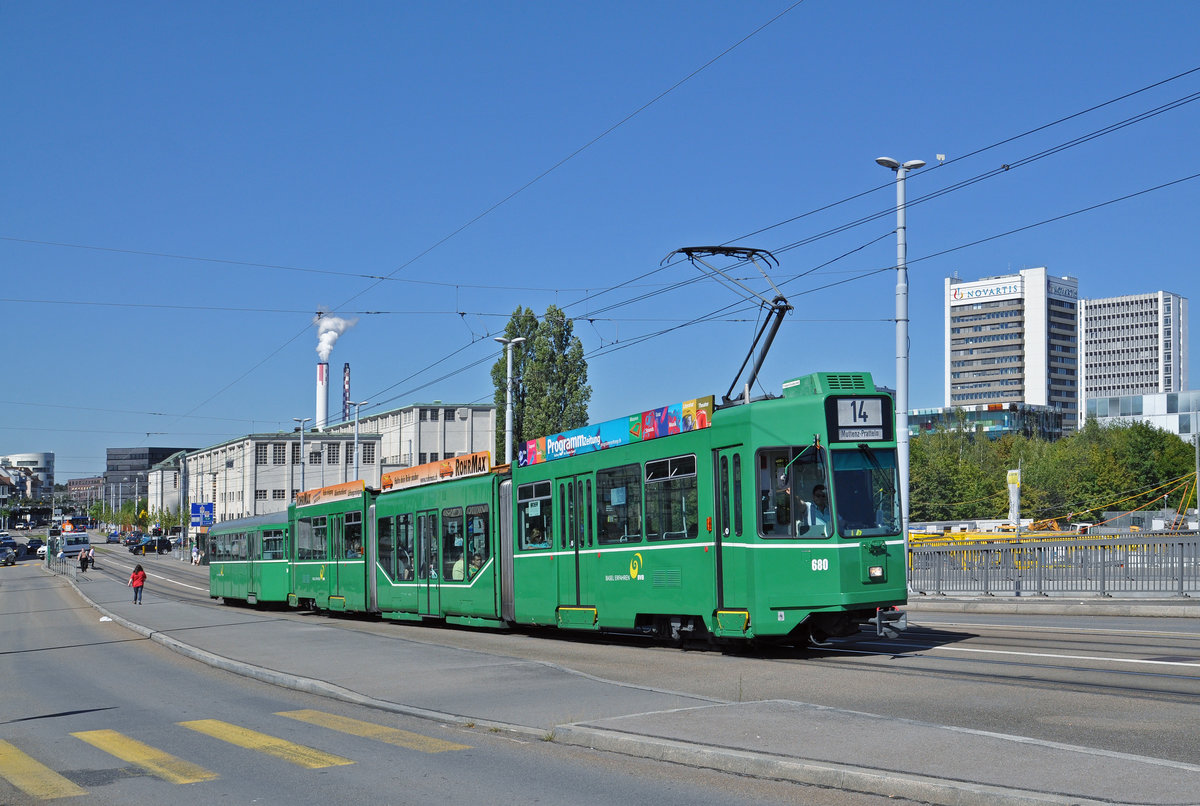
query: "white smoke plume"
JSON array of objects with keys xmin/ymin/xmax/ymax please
[{"xmin": 314, "ymin": 312, "xmax": 358, "ymax": 361}]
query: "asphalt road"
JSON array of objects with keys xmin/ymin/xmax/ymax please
[
  {"xmin": 2, "ymin": 561, "xmax": 930, "ymax": 805},
  {"xmin": 78, "ymin": 542, "xmax": 1200, "ymax": 767}
]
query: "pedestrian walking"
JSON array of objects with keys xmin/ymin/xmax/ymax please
[
  {"xmin": 78, "ymin": 549, "xmax": 88, "ymax": 574},
  {"xmin": 86, "ymin": 546, "xmax": 96, "ymax": 570},
  {"xmin": 128, "ymin": 564, "xmax": 146, "ymax": 604},
  {"xmin": 191, "ymin": 544, "xmax": 200, "ymax": 565}
]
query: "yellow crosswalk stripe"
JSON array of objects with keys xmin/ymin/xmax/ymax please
[
  {"xmin": 71, "ymin": 729, "xmax": 218, "ymax": 784},
  {"xmin": 0, "ymin": 739, "xmax": 88, "ymax": 799},
  {"xmin": 178, "ymin": 719, "xmax": 354, "ymax": 769},
  {"xmin": 276, "ymin": 709, "xmax": 470, "ymax": 753}
]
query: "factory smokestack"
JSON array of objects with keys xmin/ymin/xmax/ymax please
[
  {"xmin": 312, "ymin": 312, "xmax": 356, "ymax": 430},
  {"xmin": 343, "ymin": 363, "xmax": 351, "ymax": 423},
  {"xmin": 314, "ymin": 312, "xmax": 357, "ymax": 362},
  {"xmin": 316, "ymin": 362, "xmax": 329, "ymax": 430}
]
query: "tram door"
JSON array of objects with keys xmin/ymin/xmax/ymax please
[
  {"xmin": 712, "ymin": 446, "xmax": 745, "ymax": 610},
  {"xmin": 328, "ymin": 513, "xmax": 345, "ymax": 606},
  {"xmin": 416, "ymin": 510, "xmax": 440, "ymax": 616},
  {"xmin": 555, "ymin": 474, "xmax": 594, "ymax": 607}
]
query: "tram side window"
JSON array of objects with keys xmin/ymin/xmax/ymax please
[
  {"xmin": 443, "ymin": 507, "xmax": 465, "ymax": 579},
  {"xmin": 758, "ymin": 446, "xmax": 826, "ymax": 538},
  {"xmin": 465, "ymin": 504, "xmax": 489, "ymax": 578},
  {"xmin": 296, "ymin": 516, "xmax": 328, "ymax": 560},
  {"xmin": 517, "ymin": 481, "xmax": 552, "ymax": 549},
  {"xmin": 344, "ymin": 511, "xmax": 363, "ymax": 558},
  {"xmin": 231, "ymin": 532, "xmax": 247, "ymax": 560},
  {"xmin": 597, "ymin": 463, "xmax": 642, "ymax": 544},
  {"xmin": 396, "ymin": 513, "xmax": 415, "ymax": 580},
  {"xmin": 645, "ymin": 455, "xmax": 698, "ymax": 541},
  {"xmin": 265, "ymin": 527, "xmax": 285, "ymax": 561},
  {"xmin": 378, "ymin": 516, "xmax": 395, "ymax": 578},
  {"xmin": 212, "ymin": 532, "xmax": 231, "ymax": 561}
]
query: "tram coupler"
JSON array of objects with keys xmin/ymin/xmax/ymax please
[{"xmin": 868, "ymin": 606, "xmax": 907, "ymax": 639}]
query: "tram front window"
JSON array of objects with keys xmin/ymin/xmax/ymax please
[{"xmin": 830, "ymin": 446, "xmax": 900, "ymax": 536}]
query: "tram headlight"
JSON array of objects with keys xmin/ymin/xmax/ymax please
[{"xmin": 868, "ymin": 565, "xmax": 884, "ymax": 579}]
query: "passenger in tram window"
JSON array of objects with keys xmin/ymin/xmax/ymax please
[
  {"xmin": 346, "ymin": 538, "xmax": 363, "ymax": 558},
  {"xmin": 526, "ymin": 525, "xmax": 549, "ymax": 549},
  {"xmin": 468, "ymin": 553, "xmax": 484, "ymax": 577},
  {"xmin": 450, "ymin": 551, "xmax": 465, "ymax": 580}
]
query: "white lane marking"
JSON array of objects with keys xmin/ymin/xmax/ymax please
[
  {"xmin": 909, "ymin": 618, "xmax": 1200, "ymax": 638},
  {"xmin": 938, "ymin": 645, "xmax": 1200, "ymax": 668},
  {"xmin": 100, "ymin": 552, "xmax": 210, "ymax": 592},
  {"xmin": 831, "ymin": 643, "xmax": 1200, "ymax": 669}
]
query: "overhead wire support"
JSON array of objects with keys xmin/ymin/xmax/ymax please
[{"xmin": 665, "ymin": 246, "xmax": 791, "ymax": 405}]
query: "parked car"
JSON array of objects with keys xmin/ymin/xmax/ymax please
[
  {"xmin": 122, "ymin": 532, "xmax": 144, "ymax": 546},
  {"xmin": 129, "ymin": 537, "xmax": 171, "ymax": 555},
  {"xmin": 13, "ymin": 522, "xmax": 30, "ymax": 531},
  {"xmin": 106, "ymin": 532, "xmax": 121, "ymax": 544}
]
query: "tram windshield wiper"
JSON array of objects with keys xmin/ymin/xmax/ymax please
[{"xmin": 857, "ymin": 443, "xmax": 895, "ymax": 494}]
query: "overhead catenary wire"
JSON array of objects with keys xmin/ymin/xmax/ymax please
[{"xmin": 7, "ymin": 63, "xmax": 1198, "ymax": 442}]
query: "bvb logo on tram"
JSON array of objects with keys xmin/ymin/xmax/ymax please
[{"xmin": 629, "ymin": 552, "xmax": 644, "ymax": 582}]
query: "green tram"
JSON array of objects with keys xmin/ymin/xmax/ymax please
[
  {"xmin": 210, "ymin": 371, "xmax": 907, "ymax": 644},
  {"xmin": 207, "ymin": 512, "xmax": 290, "ymax": 605}
]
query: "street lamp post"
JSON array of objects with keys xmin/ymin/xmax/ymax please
[
  {"xmin": 876, "ymin": 156, "xmax": 925, "ymax": 578},
  {"xmin": 493, "ymin": 336, "xmax": 526, "ymax": 466},
  {"xmin": 293, "ymin": 417, "xmax": 312, "ymax": 493},
  {"xmin": 352, "ymin": 401, "xmax": 369, "ymax": 482}
]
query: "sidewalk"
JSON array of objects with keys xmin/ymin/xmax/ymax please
[
  {"xmin": 62, "ymin": 567, "xmax": 1200, "ymax": 806},
  {"xmin": 905, "ymin": 593, "xmax": 1200, "ymax": 618}
]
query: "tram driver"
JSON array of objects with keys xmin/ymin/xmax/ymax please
[{"xmin": 799, "ymin": 484, "xmax": 831, "ymax": 537}]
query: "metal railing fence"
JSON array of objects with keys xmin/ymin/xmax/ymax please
[{"xmin": 909, "ymin": 532, "xmax": 1199, "ymax": 597}]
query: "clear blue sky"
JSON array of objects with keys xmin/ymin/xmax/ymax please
[{"xmin": 3, "ymin": 2, "xmax": 1197, "ymax": 480}]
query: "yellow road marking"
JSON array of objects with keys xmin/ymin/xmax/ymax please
[
  {"xmin": 0, "ymin": 739, "xmax": 88, "ymax": 799},
  {"xmin": 71, "ymin": 730, "xmax": 218, "ymax": 784},
  {"xmin": 178, "ymin": 720, "xmax": 354, "ymax": 769},
  {"xmin": 276, "ymin": 709, "xmax": 470, "ymax": 753}
]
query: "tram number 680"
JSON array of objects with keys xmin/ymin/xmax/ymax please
[{"xmin": 811, "ymin": 558, "xmax": 829, "ymax": 571}]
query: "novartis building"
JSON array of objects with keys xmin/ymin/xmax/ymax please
[{"xmin": 945, "ymin": 267, "xmax": 1080, "ymax": 431}]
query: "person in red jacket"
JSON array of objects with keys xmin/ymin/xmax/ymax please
[{"xmin": 128, "ymin": 564, "xmax": 146, "ymax": 604}]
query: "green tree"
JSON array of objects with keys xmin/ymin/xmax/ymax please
[
  {"xmin": 910, "ymin": 417, "xmax": 1197, "ymax": 523},
  {"xmin": 491, "ymin": 305, "xmax": 591, "ymax": 462}
]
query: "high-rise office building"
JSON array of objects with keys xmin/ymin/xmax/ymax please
[
  {"xmin": 945, "ymin": 267, "xmax": 1080, "ymax": 430},
  {"xmin": 1078, "ymin": 291, "xmax": 1188, "ymax": 426}
]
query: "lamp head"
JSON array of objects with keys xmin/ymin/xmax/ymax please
[
  {"xmin": 875, "ymin": 156, "xmax": 900, "ymax": 170},
  {"xmin": 903, "ymin": 159, "xmax": 926, "ymax": 170}
]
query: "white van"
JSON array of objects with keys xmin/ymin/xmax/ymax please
[{"xmin": 57, "ymin": 533, "xmax": 90, "ymax": 558}]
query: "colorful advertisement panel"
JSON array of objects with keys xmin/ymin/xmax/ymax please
[
  {"xmin": 380, "ymin": 450, "xmax": 492, "ymax": 491},
  {"xmin": 518, "ymin": 396, "xmax": 713, "ymax": 467},
  {"xmin": 296, "ymin": 479, "xmax": 366, "ymax": 508}
]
